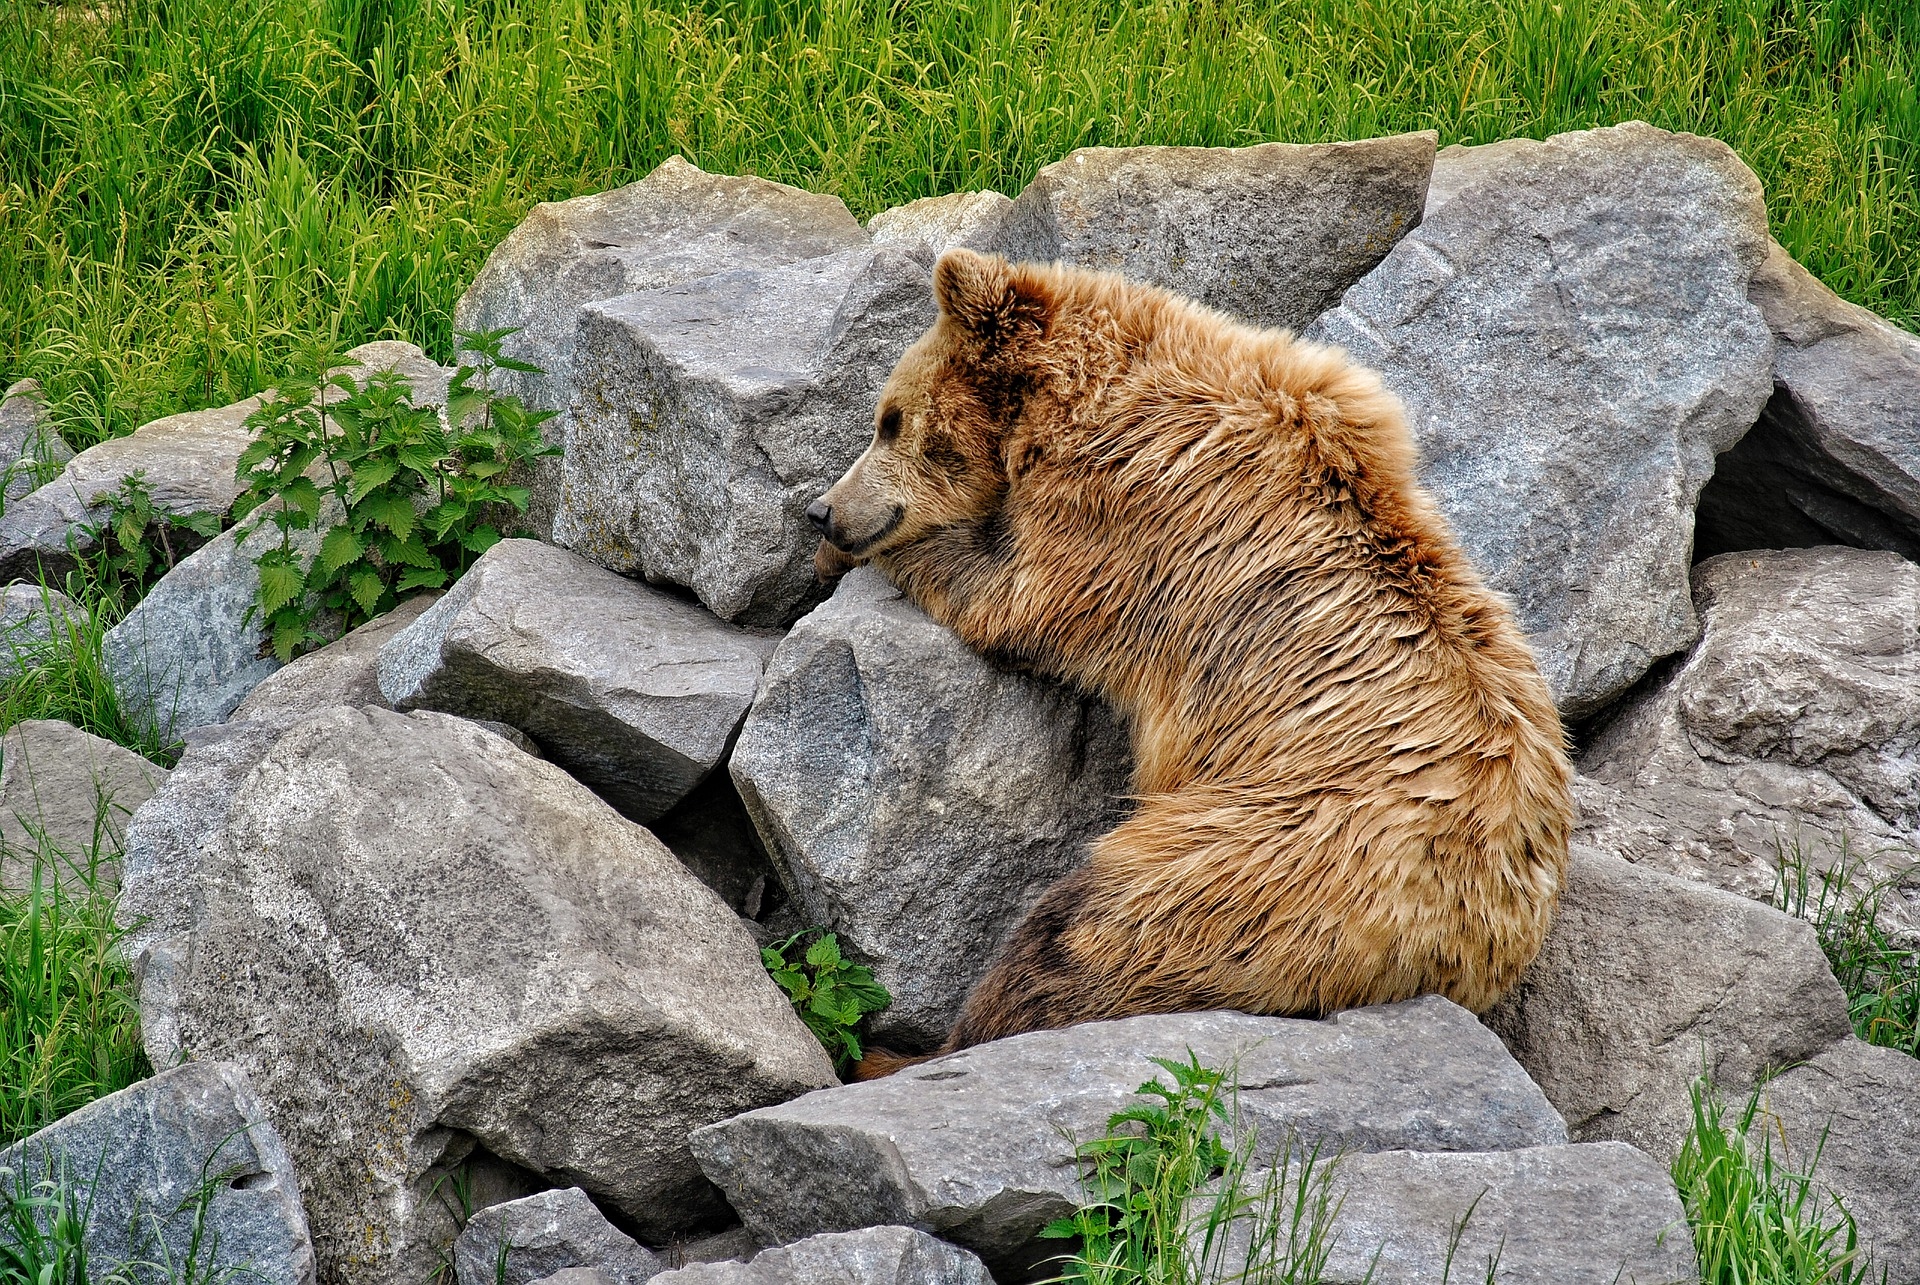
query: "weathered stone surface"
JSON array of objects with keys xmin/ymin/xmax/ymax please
[
  {"xmin": 231, "ymin": 594, "xmax": 440, "ymax": 726},
  {"xmin": 455, "ymin": 156, "xmax": 871, "ymax": 540},
  {"xmin": 691, "ymin": 998, "xmax": 1566, "ymax": 1278},
  {"xmin": 1310, "ymin": 121, "xmax": 1775, "ymax": 718},
  {"xmin": 119, "ymin": 706, "xmax": 837, "ymax": 1285},
  {"xmin": 0, "ymin": 396, "xmax": 261, "ymax": 585},
  {"xmin": 1579, "ymin": 547, "xmax": 1920, "ymax": 929},
  {"xmin": 454, "ymin": 1188, "xmax": 662, "ymax": 1285},
  {"xmin": 651, "ymin": 1228, "xmax": 992, "ymax": 1285},
  {"xmin": 730, "ymin": 567, "xmax": 1130, "ymax": 1047},
  {"xmin": 0, "ymin": 718, "xmax": 167, "ymax": 889},
  {"xmin": 0, "ymin": 378, "xmax": 73, "ymax": 504},
  {"xmin": 378, "ymin": 538, "xmax": 776, "ymax": 823},
  {"xmin": 0, "ymin": 582, "xmax": 82, "ymax": 661},
  {"xmin": 1314, "ymin": 1143, "xmax": 1694, "ymax": 1285},
  {"xmin": 1760, "ymin": 1037, "xmax": 1920, "ymax": 1282},
  {"xmin": 560, "ymin": 247, "xmax": 934, "ymax": 625},
  {"xmin": 0, "ymin": 1060, "xmax": 314, "ymax": 1284},
  {"xmin": 865, "ymin": 192, "xmax": 1012, "ymax": 259},
  {"xmin": 985, "ymin": 133, "xmax": 1434, "ymax": 331},
  {"xmin": 102, "ymin": 510, "xmax": 331, "ymax": 742},
  {"xmin": 1697, "ymin": 239, "xmax": 1920, "ymax": 562},
  {"xmin": 1485, "ymin": 843, "xmax": 1851, "ymax": 1164}
]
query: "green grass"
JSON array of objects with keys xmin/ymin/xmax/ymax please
[
  {"xmin": 1773, "ymin": 834, "xmax": 1920, "ymax": 1058},
  {"xmin": 2, "ymin": 0, "xmax": 1916, "ymax": 455},
  {"xmin": 0, "ymin": 579, "xmax": 175, "ymax": 763},
  {"xmin": 1672, "ymin": 1076, "xmax": 1880, "ymax": 1285},
  {"xmin": 0, "ymin": 829, "xmax": 150, "ymax": 1149}
]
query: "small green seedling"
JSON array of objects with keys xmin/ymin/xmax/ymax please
[{"xmin": 759, "ymin": 930, "xmax": 891, "ymax": 1070}]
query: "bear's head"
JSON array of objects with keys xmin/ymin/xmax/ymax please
[{"xmin": 808, "ymin": 248, "xmax": 1052, "ymax": 571}]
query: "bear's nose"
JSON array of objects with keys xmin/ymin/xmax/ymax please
[{"xmin": 805, "ymin": 499, "xmax": 833, "ymax": 535}]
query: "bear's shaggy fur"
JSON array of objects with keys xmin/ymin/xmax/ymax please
[{"xmin": 813, "ymin": 248, "xmax": 1573, "ymax": 1061}]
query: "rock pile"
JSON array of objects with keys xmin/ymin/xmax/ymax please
[{"xmin": 0, "ymin": 119, "xmax": 1912, "ymax": 1283}]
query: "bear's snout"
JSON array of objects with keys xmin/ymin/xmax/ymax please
[{"xmin": 805, "ymin": 498, "xmax": 834, "ymax": 536}]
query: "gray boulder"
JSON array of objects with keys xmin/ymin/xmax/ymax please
[
  {"xmin": 1484, "ymin": 842, "xmax": 1852, "ymax": 1163},
  {"xmin": 1760, "ymin": 1036, "xmax": 1920, "ymax": 1281},
  {"xmin": 650, "ymin": 1228, "xmax": 991, "ymax": 1285},
  {"xmin": 1313, "ymin": 1143, "xmax": 1693, "ymax": 1285},
  {"xmin": 0, "ymin": 378, "xmax": 73, "ymax": 505},
  {"xmin": 1310, "ymin": 121, "xmax": 1775, "ymax": 718},
  {"xmin": 730, "ymin": 567, "xmax": 1130, "ymax": 1047},
  {"xmin": 102, "ymin": 510, "xmax": 331, "ymax": 743},
  {"xmin": 985, "ymin": 132, "xmax": 1435, "ymax": 331},
  {"xmin": 559, "ymin": 247, "xmax": 934, "ymax": 625},
  {"xmin": 454, "ymin": 1188, "xmax": 662, "ymax": 1285},
  {"xmin": 1579, "ymin": 547, "xmax": 1920, "ymax": 929},
  {"xmin": 690, "ymin": 997, "xmax": 1566, "ymax": 1279},
  {"xmin": 378, "ymin": 538, "xmax": 776, "ymax": 823},
  {"xmin": 119, "ymin": 706, "xmax": 837, "ymax": 1285},
  {"xmin": 455, "ymin": 156, "xmax": 871, "ymax": 540},
  {"xmin": 0, "ymin": 718, "xmax": 168, "ymax": 890},
  {"xmin": 865, "ymin": 192, "xmax": 1012, "ymax": 260},
  {"xmin": 0, "ymin": 1060, "xmax": 313, "ymax": 1284},
  {"xmin": 0, "ymin": 582, "xmax": 82, "ymax": 661},
  {"xmin": 0, "ymin": 395, "xmax": 261, "ymax": 585},
  {"xmin": 231, "ymin": 593, "xmax": 440, "ymax": 726},
  {"xmin": 1697, "ymin": 238, "xmax": 1920, "ymax": 562}
]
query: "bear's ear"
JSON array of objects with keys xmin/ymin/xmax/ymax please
[{"xmin": 933, "ymin": 248, "xmax": 1051, "ymax": 349}]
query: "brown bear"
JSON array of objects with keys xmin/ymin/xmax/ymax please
[{"xmin": 808, "ymin": 248, "xmax": 1573, "ymax": 1068}]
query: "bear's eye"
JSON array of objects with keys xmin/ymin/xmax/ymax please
[{"xmin": 877, "ymin": 406, "xmax": 902, "ymax": 443}]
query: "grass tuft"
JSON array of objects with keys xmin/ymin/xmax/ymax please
[{"xmin": 1773, "ymin": 833, "xmax": 1920, "ymax": 1058}]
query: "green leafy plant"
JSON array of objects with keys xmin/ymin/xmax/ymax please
[
  {"xmin": 236, "ymin": 328, "xmax": 557, "ymax": 660},
  {"xmin": 68, "ymin": 472, "xmax": 223, "ymax": 610},
  {"xmin": 759, "ymin": 930, "xmax": 891, "ymax": 1070},
  {"xmin": 1773, "ymin": 834, "xmax": 1920, "ymax": 1057},
  {"xmin": 1041, "ymin": 1052, "xmax": 1349, "ymax": 1285},
  {"xmin": 1673, "ymin": 1075, "xmax": 1881, "ymax": 1285}
]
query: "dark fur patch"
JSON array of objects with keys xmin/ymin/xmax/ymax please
[{"xmin": 922, "ymin": 430, "xmax": 969, "ymax": 477}]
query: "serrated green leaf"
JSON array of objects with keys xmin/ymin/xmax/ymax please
[
  {"xmin": 347, "ymin": 459, "xmax": 400, "ymax": 505},
  {"xmin": 280, "ymin": 475, "xmax": 324, "ymax": 520},
  {"xmin": 318, "ymin": 525, "xmax": 362, "ymax": 574},
  {"xmin": 270, "ymin": 614, "xmax": 307, "ymax": 663},
  {"xmin": 804, "ymin": 935, "xmax": 842, "ymax": 970},
  {"xmin": 257, "ymin": 561, "xmax": 305, "ymax": 617},
  {"xmin": 395, "ymin": 565, "xmax": 449, "ymax": 592},
  {"xmin": 178, "ymin": 511, "xmax": 224, "ymax": 538},
  {"xmin": 348, "ymin": 566, "xmax": 385, "ymax": 616},
  {"xmin": 459, "ymin": 525, "xmax": 501, "ymax": 555},
  {"xmin": 372, "ymin": 493, "xmax": 416, "ymax": 542}
]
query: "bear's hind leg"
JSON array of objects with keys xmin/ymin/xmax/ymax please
[{"xmin": 945, "ymin": 866, "xmax": 1114, "ymax": 1049}]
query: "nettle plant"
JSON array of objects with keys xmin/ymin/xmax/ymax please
[
  {"xmin": 760, "ymin": 930, "xmax": 891, "ymax": 1070},
  {"xmin": 70, "ymin": 471, "xmax": 223, "ymax": 607},
  {"xmin": 237, "ymin": 329, "xmax": 556, "ymax": 660}
]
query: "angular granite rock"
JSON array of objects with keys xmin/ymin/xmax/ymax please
[
  {"xmin": 650, "ymin": 1228, "xmax": 991, "ymax": 1285},
  {"xmin": 455, "ymin": 157, "xmax": 871, "ymax": 539},
  {"xmin": 1310, "ymin": 121, "xmax": 1775, "ymax": 718},
  {"xmin": 1760, "ymin": 1036, "xmax": 1920, "ymax": 1282},
  {"xmin": 0, "ymin": 582, "xmax": 82, "ymax": 662},
  {"xmin": 0, "ymin": 378, "xmax": 72, "ymax": 505},
  {"xmin": 0, "ymin": 718, "xmax": 168, "ymax": 889},
  {"xmin": 1484, "ymin": 843, "xmax": 1852, "ymax": 1164},
  {"xmin": 865, "ymin": 192, "xmax": 1012, "ymax": 260},
  {"xmin": 690, "ymin": 997, "xmax": 1566, "ymax": 1279},
  {"xmin": 453, "ymin": 1188, "xmax": 662, "ymax": 1285},
  {"xmin": 102, "ymin": 511, "xmax": 331, "ymax": 743},
  {"xmin": 1579, "ymin": 547, "xmax": 1920, "ymax": 930},
  {"xmin": 1696, "ymin": 239, "xmax": 1920, "ymax": 562},
  {"xmin": 378, "ymin": 539, "xmax": 776, "ymax": 823},
  {"xmin": 1313, "ymin": 1142, "xmax": 1694, "ymax": 1285},
  {"xmin": 730, "ymin": 567, "xmax": 1130, "ymax": 1047},
  {"xmin": 0, "ymin": 1060, "xmax": 314, "ymax": 1284},
  {"xmin": 230, "ymin": 594, "xmax": 440, "ymax": 727},
  {"xmin": 119, "ymin": 707, "xmax": 836, "ymax": 1285},
  {"xmin": 559, "ymin": 248, "xmax": 934, "ymax": 625},
  {"xmin": 985, "ymin": 133, "xmax": 1435, "ymax": 331}
]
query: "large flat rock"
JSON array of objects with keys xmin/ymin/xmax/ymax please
[
  {"xmin": 985, "ymin": 133, "xmax": 1435, "ymax": 331},
  {"xmin": 379, "ymin": 539, "xmax": 775, "ymax": 823},
  {"xmin": 690, "ymin": 997, "xmax": 1566, "ymax": 1279},
  {"xmin": 730, "ymin": 568, "xmax": 1130, "ymax": 1047},
  {"xmin": 0, "ymin": 1060, "xmax": 314, "ymax": 1284},
  {"xmin": 1579, "ymin": 546, "xmax": 1920, "ymax": 929},
  {"xmin": 1697, "ymin": 238, "xmax": 1920, "ymax": 561},
  {"xmin": 0, "ymin": 718, "xmax": 167, "ymax": 890},
  {"xmin": 1310, "ymin": 122, "xmax": 1775, "ymax": 718},
  {"xmin": 455, "ymin": 156, "xmax": 870, "ymax": 540},
  {"xmin": 559, "ymin": 247, "xmax": 934, "ymax": 625},
  {"xmin": 119, "ymin": 706, "xmax": 836, "ymax": 1285}
]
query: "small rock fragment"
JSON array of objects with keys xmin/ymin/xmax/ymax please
[
  {"xmin": 453, "ymin": 1187, "xmax": 662, "ymax": 1285},
  {"xmin": 649, "ymin": 1227, "xmax": 991, "ymax": 1285}
]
